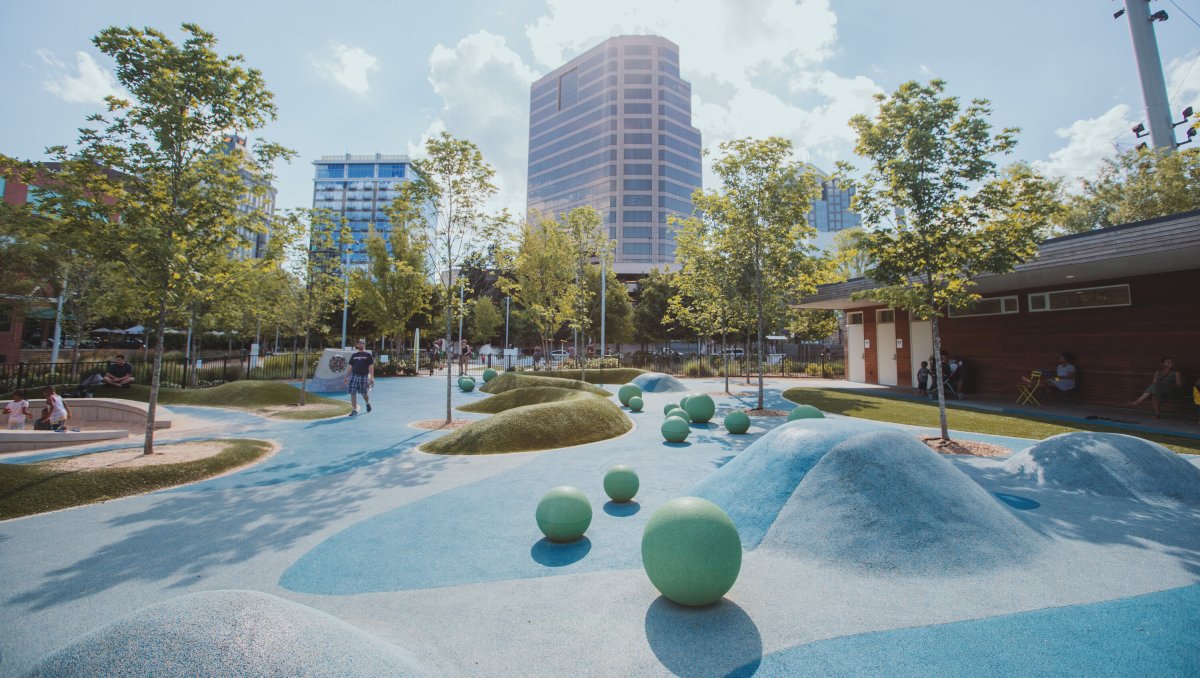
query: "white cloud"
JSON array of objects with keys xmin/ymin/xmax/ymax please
[
  {"xmin": 312, "ymin": 43, "xmax": 379, "ymax": 96},
  {"xmin": 1166, "ymin": 51, "xmax": 1200, "ymax": 112},
  {"xmin": 417, "ymin": 31, "xmax": 538, "ymax": 214},
  {"xmin": 37, "ymin": 49, "xmax": 123, "ymax": 103},
  {"xmin": 1034, "ymin": 104, "xmax": 1134, "ymax": 192}
]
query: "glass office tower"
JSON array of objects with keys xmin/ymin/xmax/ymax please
[
  {"xmin": 527, "ymin": 35, "xmax": 702, "ymax": 276},
  {"xmin": 806, "ymin": 165, "xmax": 863, "ymax": 251},
  {"xmin": 311, "ymin": 153, "xmax": 410, "ymax": 266}
]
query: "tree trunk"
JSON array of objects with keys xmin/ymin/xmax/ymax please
[
  {"xmin": 722, "ymin": 329, "xmax": 729, "ymax": 394},
  {"xmin": 931, "ymin": 313, "xmax": 949, "ymax": 441},
  {"xmin": 142, "ymin": 295, "xmax": 168, "ymax": 455},
  {"xmin": 299, "ymin": 331, "xmax": 310, "ymax": 406},
  {"xmin": 444, "ymin": 289, "xmax": 453, "ymax": 425}
]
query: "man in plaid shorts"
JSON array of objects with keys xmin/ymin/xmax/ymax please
[{"xmin": 345, "ymin": 339, "xmax": 375, "ymax": 417}]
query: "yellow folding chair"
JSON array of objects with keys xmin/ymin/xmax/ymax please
[{"xmin": 1016, "ymin": 370, "xmax": 1043, "ymax": 406}]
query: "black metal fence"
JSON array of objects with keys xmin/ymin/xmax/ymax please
[{"xmin": 1, "ymin": 351, "xmax": 844, "ymax": 395}]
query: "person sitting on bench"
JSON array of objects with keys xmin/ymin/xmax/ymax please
[
  {"xmin": 103, "ymin": 355, "xmax": 134, "ymax": 387},
  {"xmin": 1128, "ymin": 356, "xmax": 1183, "ymax": 419}
]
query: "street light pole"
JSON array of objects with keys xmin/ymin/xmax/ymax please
[
  {"xmin": 504, "ymin": 295, "xmax": 511, "ymax": 370},
  {"xmin": 599, "ymin": 250, "xmax": 607, "ymax": 358},
  {"xmin": 340, "ymin": 249, "xmax": 349, "ymax": 348},
  {"xmin": 49, "ymin": 277, "xmax": 66, "ymax": 366}
]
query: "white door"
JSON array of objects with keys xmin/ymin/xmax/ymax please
[
  {"xmin": 910, "ymin": 320, "xmax": 933, "ymax": 388},
  {"xmin": 876, "ymin": 309, "xmax": 897, "ymax": 386},
  {"xmin": 847, "ymin": 312, "xmax": 865, "ymax": 382}
]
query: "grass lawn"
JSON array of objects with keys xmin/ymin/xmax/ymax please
[
  {"xmin": 783, "ymin": 387, "xmax": 1200, "ymax": 456},
  {"xmin": 8, "ymin": 381, "xmax": 350, "ymax": 419},
  {"xmin": 0, "ymin": 439, "xmax": 272, "ymax": 520}
]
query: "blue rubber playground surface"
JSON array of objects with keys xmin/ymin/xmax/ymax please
[{"xmin": 1, "ymin": 375, "xmax": 1198, "ymax": 676}]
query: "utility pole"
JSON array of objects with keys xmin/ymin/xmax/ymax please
[
  {"xmin": 340, "ymin": 249, "xmax": 349, "ymax": 348},
  {"xmin": 599, "ymin": 251, "xmax": 607, "ymax": 357},
  {"xmin": 1119, "ymin": 0, "xmax": 1176, "ymax": 149}
]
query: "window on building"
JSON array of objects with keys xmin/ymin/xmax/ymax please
[
  {"xmin": 624, "ymin": 133, "xmax": 652, "ymax": 144},
  {"xmin": 625, "ymin": 45, "xmax": 652, "ymax": 55},
  {"xmin": 317, "ymin": 164, "xmax": 344, "ymax": 179},
  {"xmin": 623, "ymin": 164, "xmax": 653, "ymax": 175},
  {"xmin": 624, "ymin": 59, "xmax": 652, "ymax": 70},
  {"xmin": 378, "ymin": 163, "xmax": 405, "ymax": 178},
  {"xmin": 0, "ymin": 306, "xmax": 11, "ymax": 332},
  {"xmin": 624, "ymin": 148, "xmax": 653, "ymax": 160},
  {"xmin": 624, "ymin": 226, "xmax": 652, "ymax": 238},
  {"xmin": 624, "ymin": 118, "xmax": 653, "ymax": 129},
  {"xmin": 1028, "ymin": 284, "xmax": 1131, "ymax": 312},
  {"xmin": 948, "ymin": 296, "xmax": 1019, "ymax": 318},
  {"xmin": 847, "ymin": 312, "xmax": 863, "ymax": 325},
  {"xmin": 623, "ymin": 179, "xmax": 652, "ymax": 191},
  {"xmin": 624, "ymin": 103, "xmax": 652, "ymax": 114},
  {"xmin": 624, "ymin": 88, "xmax": 652, "ymax": 99},
  {"xmin": 623, "ymin": 194, "xmax": 652, "ymax": 206},
  {"xmin": 623, "ymin": 210, "xmax": 653, "ymax": 222},
  {"xmin": 348, "ymin": 164, "xmax": 374, "ymax": 178},
  {"xmin": 558, "ymin": 68, "xmax": 579, "ymax": 110},
  {"xmin": 623, "ymin": 243, "xmax": 652, "ymax": 255},
  {"xmin": 877, "ymin": 310, "xmax": 895, "ymax": 323},
  {"xmin": 624, "ymin": 73, "xmax": 652, "ymax": 84}
]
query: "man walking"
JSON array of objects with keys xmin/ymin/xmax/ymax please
[{"xmin": 346, "ymin": 339, "xmax": 374, "ymax": 417}]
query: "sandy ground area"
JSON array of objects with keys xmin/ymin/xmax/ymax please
[
  {"xmin": 257, "ymin": 403, "xmax": 347, "ymax": 418},
  {"xmin": 410, "ymin": 419, "xmax": 474, "ymax": 430},
  {"xmin": 42, "ymin": 440, "xmax": 242, "ymax": 471}
]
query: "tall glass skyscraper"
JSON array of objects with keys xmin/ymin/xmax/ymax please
[
  {"xmin": 311, "ymin": 153, "xmax": 410, "ymax": 266},
  {"xmin": 806, "ymin": 165, "xmax": 862, "ymax": 251},
  {"xmin": 526, "ymin": 35, "xmax": 702, "ymax": 276}
]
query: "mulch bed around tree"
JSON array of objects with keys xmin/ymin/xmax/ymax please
[
  {"xmin": 746, "ymin": 409, "xmax": 788, "ymax": 417},
  {"xmin": 410, "ymin": 419, "xmax": 475, "ymax": 431},
  {"xmin": 920, "ymin": 436, "xmax": 1011, "ymax": 458}
]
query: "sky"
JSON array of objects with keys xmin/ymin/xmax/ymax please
[{"xmin": 2, "ymin": 0, "xmax": 1198, "ymax": 218}]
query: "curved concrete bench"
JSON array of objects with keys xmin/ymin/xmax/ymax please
[{"xmin": 0, "ymin": 398, "xmax": 172, "ymax": 453}]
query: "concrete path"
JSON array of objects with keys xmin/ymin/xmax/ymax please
[{"xmin": 1, "ymin": 376, "xmax": 1197, "ymax": 676}]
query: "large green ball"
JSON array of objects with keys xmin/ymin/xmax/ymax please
[
  {"xmin": 665, "ymin": 407, "xmax": 692, "ymax": 423},
  {"xmin": 628, "ymin": 396, "xmax": 644, "ymax": 412},
  {"xmin": 482, "ymin": 368, "xmax": 498, "ymax": 383},
  {"xmin": 724, "ymin": 410, "xmax": 751, "ymax": 434},
  {"xmin": 459, "ymin": 377, "xmax": 475, "ymax": 392},
  {"xmin": 618, "ymin": 383, "xmax": 643, "ymax": 406},
  {"xmin": 641, "ymin": 497, "xmax": 742, "ymax": 606},
  {"xmin": 683, "ymin": 393, "xmax": 716, "ymax": 423},
  {"xmin": 663, "ymin": 402, "xmax": 679, "ymax": 415},
  {"xmin": 603, "ymin": 465, "xmax": 640, "ymax": 503},
  {"xmin": 535, "ymin": 486, "xmax": 592, "ymax": 542},
  {"xmin": 661, "ymin": 416, "xmax": 690, "ymax": 443},
  {"xmin": 787, "ymin": 404, "xmax": 824, "ymax": 421}
]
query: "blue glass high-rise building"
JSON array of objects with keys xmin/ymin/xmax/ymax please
[
  {"xmin": 526, "ymin": 35, "xmax": 702, "ymax": 276},
  {"xmin": 806, "ymin": 165, "xmax": 862, "ymax": 250},
  {"xmin": 311, "ymin": 153, "xmax": 411, "ymax": 266}
]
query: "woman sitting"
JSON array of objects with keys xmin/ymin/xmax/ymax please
[
  {"xmin": 1051, "ymin": 353, "xmax": 1077, "ymax": 392},
  {"xmin": 1128, "ymin": 357, "xmax": 1183, "ymax": 418}
]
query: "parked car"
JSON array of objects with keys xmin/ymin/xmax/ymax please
[
  {"xmin": 721, "ymin": 348, "xmax": 746, "ymax": 358},
  {"xmin": 549, "ymin": 350, "xmax": 571, "ymax": 363}
]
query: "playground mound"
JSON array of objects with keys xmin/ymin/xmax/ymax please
[
  {"xmin": 479, "ymin": 372, "xmax": 609, "ymax": 396},
  {"xmin": 768, "ymin": 430, "xmax": 1040, "ymax": 573},
  {"xmin": 523, "ymin": 367, "xmax": 646, "ymax": 384},
  {"xmin": 692, "ymin": 420, "xmax": 1040, "ymax": 573},
  {"xmin": 631, "ymin": 372, "xmax": 688, "ymax": 393},
  {"xmin": 458, "ymin": 386, "xmax": 602, "ymax": 414},
  {"xmin": 23, "ymin": 590, "xmax": 424, "ymax": 678},
  {"xmin": 422, "ymin": 397, "xmax": 631, "ymax": 455},
  {"xmin": 1004, "ymin": 431, "xmax": 1200, "ymax": 506}
]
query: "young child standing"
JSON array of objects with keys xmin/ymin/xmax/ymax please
[
  {"xmin": 4, "ymin": 389, "xmax": 30, "ymax": 430},
  {"xmin": 916, "ymin": 361, "xmax": 930, "ymax": 397},
  {"xmin": 45, "ymin": 386, "xmax": 69, "ymax": 432}
]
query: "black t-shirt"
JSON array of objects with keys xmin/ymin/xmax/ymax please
[
  {"xmin": 349, "ymin": 351, "xmax": 374, "ymax": 376},
  {"xmin": 108, "ymin": 362, "xmax": 133, "ymax": 378}
]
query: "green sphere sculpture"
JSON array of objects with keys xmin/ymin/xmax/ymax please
[
  {"xmin": 683, "ymin": 393, "xmax": 716, "ymax": 423},
  {"xmin": 724, "ymin": 410, "xmax": 751, "ymax": 434},
  {"xmin": 459, "ymin": 377, "xmax": 475, "ymax": 392},
  {"xmin": 603, "ymin": 465, "xmax": 640, "ymax": 503},
  {"xmin": 535, "ymin": 486, "xmax": 592, "ymax": 542},
  {"xmin": 628, "ymin": 396, "xmax": 644, "ymax": 412},
  {"xmin": 787, "ymin": 404, "xmax": 824, "ymax": 421},
  {"xmin": 641, "ymin": 497, "xmax": 742, "ymax": 606},
  {"xmin": 482, "ymin": 368, "xmax": 498, "ymax": 383},
  {"xmin": 661, "ymin": 416, "xmax": 690, "ymax": 443},
  {"xmin": 663, "ymin": 402, "xmax": 679, "ymax": 416},
  {"xmin": 618, "ymin": 383, "xmax": 643, "ymax": 407},
  {"xmin": 679, "ymin": 395, "xmax": 692, "ymax": 410},
  {"xmin": 665, "ymin": 407, "xmax": 692, "ymax": 423}
]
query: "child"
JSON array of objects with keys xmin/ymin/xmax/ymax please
[
  {"xmin": 4, "ymin": 389, "xmax": 30, "ymax": 430},
  {"xmin": 916, "ymin": 361, "xmax": 930, "ymax": 397},
  {"xmin": 45, "ymin": 385, "xmax": 70, "ymax": 432},
  {"xmin": 33, "ymin": 407, "xmax": 53, "ymax": 431}
]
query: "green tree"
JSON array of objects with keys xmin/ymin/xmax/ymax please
[
  {"xmin": 830, "ymin": 227, "xmax": 872, "ymax": 279},
  {"xmin": 402, "ymin": 132, "xmax": 499, "ymax": 423},
  {"xmin": 467, "ymin": 297, "xmax": 502, "ymax": 345},
  {"xmin": 351, "ymin": 214, "xmax": 429, "ymax": 353},
  {"xmin": 846, "ymin": 79, "xmax": 1058, "ymax": 439},
  {"xmin": 559, "ymin": 206, "xmax": 607, "ymax": 377},
  {"xmin": 632, "ymin": 267, "xmax": 676, "ymax": 349},
  {"xmin": 684, "ymin": 137, "xmax": 822, "ymax": 409},
  {"xmin": 1059, "ymin": 146, "xmax": 1199, "ymax": 233},
  {"xmin": 585, "ymin": 265, "xmax": 634, "ymax": 348},
  {"xmin": 502, "ymin": 217, "xmax": 576, "ymax": 360}
]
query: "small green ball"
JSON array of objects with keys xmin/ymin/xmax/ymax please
[
  {"xmin": 666, "ymin": 407, "xmax": 692, "ymax": 423},
  {"xmin": 459, "ymin": 377, "xmax": 475, "ymax": 392},
  {"xmin": 535, "ymin": 486, "xmax": 592, "ymax": 542},
  {"xmin": 641, "ymin": 497, "xmax": 742, "ymax": 606},
  {"xmin": 787, "ymin": 404, "xmax": 824, "ymax": 421},
  {"xmin": 683, "ymin": 393, "xmax": 716, "ymax": 423},
  {"xmin": 663, "ymin": 402, "xmax": 679, "ymax": 415},
  {"xmin": 661, "ymin": 416, "xmax": 691, "ymax": 443},
  {"xmin": 724, "ymin": 410, "xmax": 751, "ymax": 434},
  {"xmin": 679, "ymin": 395, "xmax": 692, "ymax": 410},
  {"xmin": 603, "ymin": 465, "xmax": 640, "ymax": 502},
  {"xmin": 628, "ymin": 396, "xmax": 644, "ymax": 412},
  {"xmin": 618, "ymin": 383, "xmax": 643, "ymax": 406},
  {"xmin": 482, "ymin": 368, "xmax": 498, "ymax": 383}
]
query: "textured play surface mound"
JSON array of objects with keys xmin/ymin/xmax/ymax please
[
  {"xmin": 769, "ymin": 430, "xmax": 1040, "ymax": 573},
  {"xmin": 523, "ymin": 367, "xmax": 646, "ymax": 384},
  {"xmin": 422, "ymin": 397, "xmax": 631, "ymax": 454},
  {"xmin": 457, "ymin": 386, "xmax": 601, "ymax": 414},
  {"xmin": 631, "ymin": 372, "xmax": 688, "ymax": 393},
  {"xmin": 479, "ymin": 372, "xmax": 609, "ymax": 396},
  {"xmin": 24, "ymin": 590, "xmax": 424, "ymax": 677},
  {"xmin": 1004, "ymin": 432, "xmax": 1200, "ymax": 506}
]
